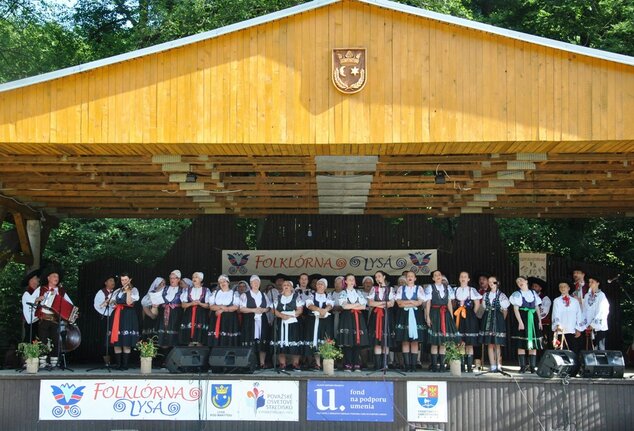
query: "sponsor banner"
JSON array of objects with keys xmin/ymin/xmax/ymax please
[
  {"xmin": 222, "ymin": 249, "xmax": 438, "ymax": 276},
  {"xmin": 406, "ymin": 381, "xmax": 448, "ymax": 423},
  {"xmin": 519, "ymin": 252, "xmax": 547, "ymax": 281},
  {"xmin": 306, "ymin": 380, "xmax": 393, "ymax": 422},
  {"xmin": 39, "ymin": 379, "xmax": 299, "ymax": 421}
]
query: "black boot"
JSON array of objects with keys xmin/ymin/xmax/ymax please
[
  {"xmin": 410, "ymin": 353, "xmax": 418, "ymax": 372},
  {"xmin": 461, "ymin": 355, "xmax": 466, "ymax": 373},
  {"xmin": 120, "ymin": 352, "xmax": 129, "ymax": 371},
  {"xmin": 518, "ymin": 354, "xmax": 527, "ymax": 373},
  {"xmin": 402, "ymin": 352, "xmax": 410, "ymax": 372},
  {"xmin": 430, "ymin": 354, "xmax": 438, "ymax": 372},
  {"xmin": 438, "ymin": 354, "xmax": 446, "ymax": 372},
  {"xmin": 114, "ymin": 353, "xmax": 121, "ymax": 370},
  {"xmin": 374, "ymin": 354, "xmax": 383, "ymax": 370},
  {"xmin": 529, "ymin": 355, "xmax": 537, "ymax": 373},
  {"xmin": 466, "ymin": 355, "xmax": 474, "ymax": 373}
]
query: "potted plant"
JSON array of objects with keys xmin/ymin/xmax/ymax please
[
  {"xmin": 443, "ymin": 341, "xmax": 463, "ymax": 377},
  {"xmin": 318, "ymin": 338, "xmax": 343, "ymax": 376},
  {"xmin": 136, "ymin": 337, "xmax": 159, "ymax": 374},
  {"xmin": 17, "ymin": 339, "xmax": 51, "ymax": 374}
]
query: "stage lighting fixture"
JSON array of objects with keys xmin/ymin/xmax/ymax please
[{"xmin": 185, "ymin": 172, "xmax": 198, "ymax": 183}]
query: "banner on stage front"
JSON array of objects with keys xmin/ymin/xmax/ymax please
[
  {"xmin": 518, "ymin": 252, "xmax": 547, "ymax": 281},
  {"xmin": 39, "ymin": 379, "xmax": 299, "ymax": 421},
  {"xmin": 306, "ymin": 380, "xmax": 394, "ymax": 422},
  {"xmin": 406, "ymin": 381, "xmax": 448, "ymax": 423},
  {"xmin": 221, "ymin": 249, "xmax": 438, "ymax": 276}
]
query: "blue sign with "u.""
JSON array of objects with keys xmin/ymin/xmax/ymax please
[{"xmin": 306, "ymin": 380, "xmax": 394, "ymax": 422}]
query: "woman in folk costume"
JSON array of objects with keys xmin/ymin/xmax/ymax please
[
  {"xmin": 179, "ymin": 272, "xmax": 210, "ymax": 345},
  {"xmin": 479, "ymin": 275, "xmax": 510, "ymax": 372},
  {"xmin": 156, "ymin": 269, "xmax": 183, "ymax": 353},
  {"xmin": 239, "ymin": 275, "xmax": 271, "ymax": 369},
  {"xmin": 272, "ymin": 279, "xmax": 305, "ymax": 371},
  {"xmin": 367, "ymin": 270, "xmax": 395, "ymax": 371},
  {"xmin": 510, "ymin": 276, "xmax": 543, "ymax": 373},
  {"xmin": 109, "ymin": 273, "xmax": 140, "ymax": 370},
  {"xmin": 551, "ymin": 280, "xmax": 585, "ymax": 357},
  {"xmin": 426, "ymin": 270, "xmax": 461, "ymax": 372},
  {"xmin": 141, "ymin": 277, "xmax": 165, "ymax": 340},
  {"xmin": 336, "ymin": 274, "xmax": 369, "ymax": 372},
  {"xmin": 305, "ymin": 278, "xmax": 335, "ymax": 370},
  {"xmin": 453, "ymin": 271, "xmax": 482, "ymax": 372},
  {"xmin": 207, "ymin": 274, "xmax": 241, "ymax": 346},
  {"xmin": 395, "ymin": 270, "xmax": 427, "ymax": 372}
]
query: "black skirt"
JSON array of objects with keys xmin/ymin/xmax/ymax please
[
  {"xmin": 427, "ymin": 305, "xmax": 461, "ymax": 345},
  {"xmin": 111, "ymin": 307, "xmax": 140, "ymax": 347},
  {"xmin": 511, "ymin": 308, "xmax": 543, "ymax": 350},
  {"xmin": 336, "ymin": 310, "xmax": 369, "ymax": 347},
  {"xmin": 207, "ymin": 311, "xmax": 241, "ymax": 347},
  {"xmin": 479, "ymin": 309, "xmax": 507, "ymax": 346},
  {"xmin": 456, "ymin": 306, "xmax": 480, "ymax": 346},
  {"xmin": 304, "ymin": 313, "xmax": 335, "ymax": 354},
  {"xmin": 367, "ymin": 307, "xmax": 395, "ymax": 348},
  {"xmin": 157, "ymin": 306, "xmax": 183, "ymax": 347},
  {"xmin": 240, "ymin": 312, "xmax": 270, "ymax": 352},
  {"xmin": 270, "ymin": 318, "xmax": 304, "ymax": 355},
  {"xmin": 394, "ymin": 306, "xmax": 427, "ymax": 343},
  {"xmin": 179, "ymin": 305, "xmax": 209, "ymax": 345}
]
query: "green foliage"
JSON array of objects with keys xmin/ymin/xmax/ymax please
[
  {"xmin": 0, "ymin": 261, "xmax": 27, "ymax": 344},
  {"xmin": 317, "ymin": 337, "xmax": 343, "ymax": 360},
  {"xmin": 136, "ymin": 336, "xmax": 159, "ymax": 357},
  {"xmin": 42, "ymin": 218, "xmax": 191, "ymax": 293},
  {"xmin": 442, "ymin": 341, "xmax": 463, "ymax": 362},
  {"xmin": 17, "ymin": 338, "xmax": 51, "ymax": 359}
]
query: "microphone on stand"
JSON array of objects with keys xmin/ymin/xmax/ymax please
[{"xmin": 607, "ymin": 274, "xmax": 620, "ymax": 284}]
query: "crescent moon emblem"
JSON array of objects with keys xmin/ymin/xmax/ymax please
[{"xmin": 338, "ymin": 66, "xmax": 346, "ymax": 77}]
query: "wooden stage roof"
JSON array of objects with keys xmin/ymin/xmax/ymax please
[{"xmin": 0, "ymin": 0, "xmax": 633, "ymax": 219}]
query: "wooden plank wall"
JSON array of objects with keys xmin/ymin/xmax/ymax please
[{"xmin": 1, "ymin": 0, "xmax": 633, "ymax": 153}]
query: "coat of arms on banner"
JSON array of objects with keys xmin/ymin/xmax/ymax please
[
  {"xmin": 417, "ymin": 384, "xmax": 439, "ymax": 408},
  {"xmin": 332, "ymin": 49, "xmax": 367, "ymax": 94},
  {"xmin": 50, "ymin": 383, "xmax": 85, "ymax": 418},
  {"xmin": 211, "ymin": 384, "xmax": 232, "ymax": 409}
]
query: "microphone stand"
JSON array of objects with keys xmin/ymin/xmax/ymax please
[
  {"xmin": 87, "ymin": 300, "xmax": 113, "ymax": 372},
  {"xmin": 16, "ymin": 302, "xmax": 40, "ymax": 373}
]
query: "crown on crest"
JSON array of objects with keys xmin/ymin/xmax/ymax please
[
  {"xmin": 337, "ymin": 50, "xmax": 361, "ymax": 65},
  {"xmin": 215, "ymin": 385, "xmax": 229, "ymax": 394}
]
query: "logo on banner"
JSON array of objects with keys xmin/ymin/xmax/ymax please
[
  {"xmin": 50, "ymin": 383, "xmax": 85, "ymax": 418},
  {"xmin": 408, "ymin": 252, "xmax": 433, "ymax": 274},
  {"xmin": 211, "ymin": 384, "xmax": 232, "ymax": 409},
  {"xmin": 332, "ymin": 49, "xmax": 367, "ymax": 94},
  {"xmin": 417, "ymin": 385, "xmax": 439, "ymax": 408},
  {"xmin": 246, "ymin": 383, "xmax": 266, "ymax": 414},
  {"xmin": 226, "ymin": 252, "xmax": 250, "ymax": 274}
]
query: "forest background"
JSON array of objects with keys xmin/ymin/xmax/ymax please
[{"xmin": 1, "ymin": 0, "xmax": 633, "ymax": 356}]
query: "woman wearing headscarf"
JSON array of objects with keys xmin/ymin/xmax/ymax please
[
  {"xmin": 179, "ymin": 272, "xmax": 210, "ymax": 346},
  {"xmin": 239, "ymin": 275, "xmax": 270, "ymax": 368},
  {"xmin": 141, "ymin": 277, "xmax": 165, "ymax": 340},
  {"xmin": 207, "ymin": 275, "xmax": 241, "ymax": 346},
  {"xmin": 305, "ymin": 278, "xmax": 335, "ymax": 370},
  {"xmin": 272, "ymin": 279, "xmax": 305, "ymax": 371},
  {"xmin": 156, "ymin": 270, "xmax": 183, "ymax": 351}
]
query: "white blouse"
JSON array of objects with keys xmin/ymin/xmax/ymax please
[
  {"xmin": 337, "ymin": 288, "xmax": 368, "ymax": 306},
  {"xmin": 454, "ymin": 286, "xmax": 483, "ymax": 303},
  {"xmin": 551, "ymin": 295, "xmax": 584, "ymax": 334},
  {"xmin": 509, "ymin": 290, "xmax": 542, "ymax": 308},
  {"xmin": 482, "ymin": 291, "xmax": 510, "ymax": 310},
  {"xmin": 367, "ymin": 286, "xmax": 395, "ymax": 302},
  {"xmin": 424, "ymin": 284, "xmax": 455, "ymax": 300},
  {"xmin": 396, "ymin": 285, "xmax": 428, "ymax": 301},
  {"xmin": 239, "ymin": 290, "xmax": 267, "ymax": 308},
  {"xmin": 162, "ymin": 285, "xmax": 181, "ymax": 303},
  {"xmin": 210, "ymin": 289, "xmax": 240, "ymax": 306},
  {"xmin": 180, "ymin": 286, "xmax": 210, "ymax": 304},
  {"xmin": 93, "ymin": 289, "xmax": 115, "ymax": 316},
  {"xmin": 582, "ymin": 290, "xmax": 609, "ymax": 331},
  {"xmin": 306, "ymin": 292, "xmax": 334, "ymax": 308},
  {"xmin": 274, "ymin": 293, "xmax": 305, "ymax": 309}
]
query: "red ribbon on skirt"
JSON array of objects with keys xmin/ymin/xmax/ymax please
[
  {"xmin": 432, "ymin": 305, "xmax": 448, "ymax": 335},
  {"xmin": 190, "ymin": 305, "xmax": 198, "ymax": 338},
  {"xmin": 110, "ymin": 304, "xmax": 131, "ymax": 344},
  {"xmin": 351, "ymin": 309, "xmax": 362, "ymax": 345},
  {"xmin": 373, "ymin": 307, "xmax": 384, "ymax": 341},
  {"xmin": 214, "ymin": 312, "xmax": 222, "ymax": 339}
]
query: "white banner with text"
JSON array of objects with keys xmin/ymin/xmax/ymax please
[
  {"xmin": 221, "ymin": 249, "xmax": 438, "ymax": 276},
  {"xmin": 39, "ymin": 379, "xmax": 299, "ymax": 421}
]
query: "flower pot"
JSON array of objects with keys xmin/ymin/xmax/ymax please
[
  {"xmin": 323, "ymin": 359, "xmax": 335, "ymax": 376},
  {"xmin": 449, "ymin": 359, "xmax": 462, "ymax": 377},
  {"xmin": 140, "ymin": 357, "xmax": 153, "ymax": 374},
  {"xmin": 25, "ymin": 357, "xmax": 39, "ymax": 374}
]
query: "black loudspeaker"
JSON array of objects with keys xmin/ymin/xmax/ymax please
[
  {"xmin": 165, "ymin": 346, "xmax": 210, "ymax": 373},
  {"xmin": 208, "ymin": 347, "xmax": 256, "ymax": 374},
  {"xmin": 579, "ymin": 350, "xmax": 625, "ymax": 378},
  {"xmin": 537, "ymin": 350, "xmax": 578, "ymax": 378}
]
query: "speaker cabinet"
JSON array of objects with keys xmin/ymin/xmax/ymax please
[
  {"xmin": 537, "ymin": 350, "xmax": 578, "ymax": 378},
  {"xmin": 165, "ymin": 346, "xmax": 210, "ymax": 373},
  {"xmin": 208, "ymin": 347, "xmax": 256, "ymax": 374},
  {"xmin": 579, "ymin": 350, "xmax": 625, "ymax": 378}
]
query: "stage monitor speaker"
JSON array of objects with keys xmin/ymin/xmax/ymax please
[
  {"xmin": 537, "ymin": 350, "xmax": 577, "ymax": 378},
  {"xmin": 579, "ymin": 350, "xmax": 624, "ymax": 378},
  {"xmin": 208, "ymin": 347, "xmax": 256, "ymax": 374},
  {"xmin": 165, "ymin": 346, "xmax": 210, "ymax": 374}
]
